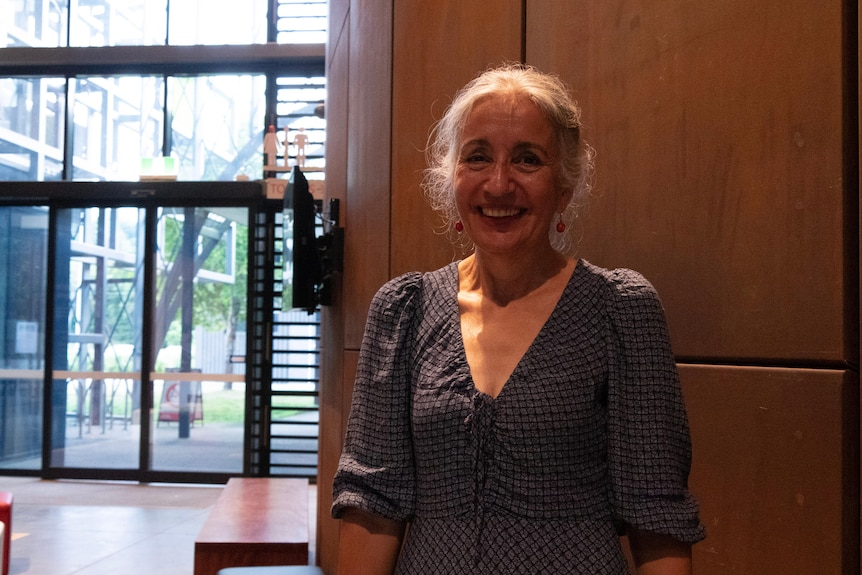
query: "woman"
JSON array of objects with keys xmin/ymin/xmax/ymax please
[{"xmin": 332, "ymin": 64, "xmax": 705, "ymax": 574}]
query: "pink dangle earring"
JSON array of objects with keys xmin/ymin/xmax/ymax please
[
  {"xmin": 556, "ymin": 214, "xmax": 566, "ymax": 233},
  {"xmin": 455, "ymin": 220, "xmax": 464, "ymax": 233}
]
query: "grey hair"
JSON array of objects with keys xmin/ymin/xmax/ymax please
[{"xmin": 421, "ymin": 63, "xmax": 594, "ymax": 256}]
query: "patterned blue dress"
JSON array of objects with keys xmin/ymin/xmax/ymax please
[{"xmin": 333, "ymin": 260, "xmax": 704, "ymax": 573}]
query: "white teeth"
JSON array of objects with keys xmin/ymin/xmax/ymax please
[{"xmin": 482, "ymin": 208, "xmax": 519, "ymax": 218}]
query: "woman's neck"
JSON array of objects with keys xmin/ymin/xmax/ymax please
[{"xmin": 459, "ymin": 250, "xmax": 576, "ymax": 306}]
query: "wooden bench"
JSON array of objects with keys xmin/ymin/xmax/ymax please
[
  {"xmin": 194, "ymin": 478, "xmax": 310, "ymax": 575},
  {"xmin": 217, "ymin": 568, "xmax": 323, "ymax": 575}
]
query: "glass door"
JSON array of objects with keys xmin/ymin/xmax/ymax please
[
  {"xmin": 50, "ymin": 206, "xmax": 145, "ymax": 470},
  {"xmin": 0, "ymin": 206, "xmax": 49, "ymax": 471},
  {"xmin": 149, "ymin": 206, "xmax": 247, "ymax": 473},
  {"xmin": 49, "ymin": 202, "xmax": 249, "ymax": 477}
]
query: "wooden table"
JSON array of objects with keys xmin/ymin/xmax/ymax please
[{"xmin": 194, "ymin": 478, "xmax": 309, "ymax": 575}]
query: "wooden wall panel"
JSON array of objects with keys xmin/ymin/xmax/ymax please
[
  {"xmin": 319, "ymin": 1, "xmax": 860, "ymax": 573},
  {"xmin": 316, "ymin": 1, "xmax": 350, "ymax": 572},
  {"xmin": 318, "ymin": 350, "xmax": 358, "ymax": 575},
  {"xmin": 527, "ymin": 0, "xmax": 850, "ymax": 363},
  {"xmin": 390, "ymin": 0, "xmax": 523, "ymax": 281},
  {"xmin": 681, "ymin": 365, "xmax": 859, "ymax": 574},
  {"xmin": 341, "ymin": 0, "xmax": 395, "ymax": 350},
  {"xmin": 318, "ymin": 1, "xmax": 392, "ymax": 572}
]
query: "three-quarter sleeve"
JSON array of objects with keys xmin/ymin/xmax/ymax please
[
  {"xmin": 605, "ymin": 269, "xmax": 706, "ymax": 543},
  {"xmin": 331, "ymin": 272, "xmax": 423, "ymax": 521}
]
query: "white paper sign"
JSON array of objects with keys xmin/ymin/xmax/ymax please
[{"xmin": 15, "ymin": 321, "xmax": 38, "ymax": 354}]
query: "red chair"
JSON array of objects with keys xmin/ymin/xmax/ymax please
[{"xmin": 0, "ymin": 491, "xmax": 11, "ymax": 575}]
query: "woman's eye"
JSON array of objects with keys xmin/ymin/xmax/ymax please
[{"xmin": 516, "ymin": 154, "xmax": 543, "ymax": 168}]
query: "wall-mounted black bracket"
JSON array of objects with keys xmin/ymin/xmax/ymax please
[{"xmin": 315, "ymin": 198, "xmax": 343, "ymax": 308}]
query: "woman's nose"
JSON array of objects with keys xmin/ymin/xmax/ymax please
[{"xmin": 486, "ymin": 162, "xmax": 513, "ymax": 195}]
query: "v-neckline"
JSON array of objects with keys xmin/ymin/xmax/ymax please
[{"xmin": 452, "ymin": 260, "xmax": 578, "ymax": 400}]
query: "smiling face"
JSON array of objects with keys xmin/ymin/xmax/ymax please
[{"xmin": 454, "ymin": 93, "xmax": 571, "ymax": 260}]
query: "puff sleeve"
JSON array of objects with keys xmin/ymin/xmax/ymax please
[
  {"xmin": 604, "ymin": 269, "xmax": 705, "ymax": 543},
  {"xmin": 331, "ymin": 272, "xmax": 423, "ymax": 521}
]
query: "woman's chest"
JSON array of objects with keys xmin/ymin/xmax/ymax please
[{"xmin": 411, "ymin": 325, "xmax": 610, "ymax": 456}]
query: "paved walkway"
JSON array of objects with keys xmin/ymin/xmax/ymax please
[{"xmin": 0, "ymin": 412, "xmax": 318, "ymax": 476}]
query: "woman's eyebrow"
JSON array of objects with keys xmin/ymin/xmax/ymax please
[
  {"xmin": 459, "ymin": 137, "xmax": 490, "ymax": 150},
  {"xmin": 512, "ymin": 141, "xmax": 552, "ymax": 156}
]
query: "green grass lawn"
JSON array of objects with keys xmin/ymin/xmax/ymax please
[
  {"xmin": 66, "ymin": 382, "xmax": 318, "ymax": 425},
  {"xmin": 200, "ymin": 388, "xmax": 245, "ymax": 424}
]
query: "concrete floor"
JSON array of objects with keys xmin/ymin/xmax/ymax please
[{"xmin": 0, "ymin": 477, "xmax": 317, "ymax": 575}]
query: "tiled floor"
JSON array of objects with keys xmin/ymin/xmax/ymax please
[{"xmin": 0, "ymin": 476, "xmax": 317, "ymax": 575}]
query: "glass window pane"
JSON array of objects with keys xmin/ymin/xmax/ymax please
[
  {"xmin": 276, "ymin": 0, "xmax": 328, "ymax": 44},
  {"xmin": 151, "ymin": 206, "xmax": 247, "ymax": 473},
  {"xmin": 4, "ymin": 0, "xmax": 66, "ymax": 47},
  {"xmin": 0, "ymin": 206, "xmax": 48, "ymax": 471},
  {"xmin": 0, "ymin": 78, "xmax": 66, "ymax": 181},
  {"xmin": 69, "ymin": 0, "xmax": 168, "ymax": 47},
  {"xmin": 277, "ymin": 75, "xmax": 326, "ymax": 171},
  {"xmin": 71, "ymin": 76, "xmax": 165, "ymax": 181},
  {"xmin": 168, "ymin": 75, "xmax": 266, "ymax": 181},
  {"xmin": 168, "ymin": 0, "xmax": 267, "ymax": 46},
  {"xmin": 51, "ymin": 206, "xmax": 144, "ymax": 470},
  {"xmin": 5, "ymin": 0, "xmax": 329, "ymax": 47}
]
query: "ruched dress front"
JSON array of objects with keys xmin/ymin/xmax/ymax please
[{"xmin": 332, "ymin": 260, "xmax": 705, "ymax": 574}]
